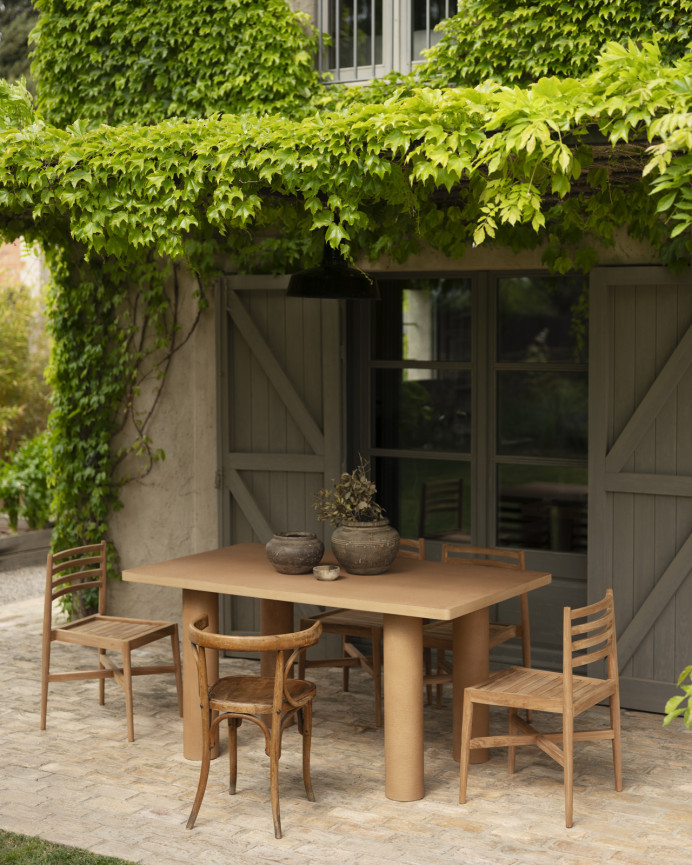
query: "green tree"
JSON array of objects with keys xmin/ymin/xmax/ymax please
[
  {"xmin": 0, "ymin": 278, "xmax": 50, "ymax": 461},
  {"xmin": 0, "ymin": 0, "xmax": 38, "ymax": 94}
]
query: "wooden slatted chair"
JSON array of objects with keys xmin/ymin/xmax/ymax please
[
  {"xmin": 422, "ymin": 544, "xmax": 530, "ymax": 707},
  {"xmin": 459, "ymin": 589, "xmax": 622, "ymax": 827},
  {"xmin": 297, "ymin": 537, "xmax": 425, "ymax": 727},
  {"xmin": 186, "ymin": 616, "xmax": 322, "ymax": 839},
  {"xmin": 40, "ymin": 541, "xmax": 183, "ymax": 742}
]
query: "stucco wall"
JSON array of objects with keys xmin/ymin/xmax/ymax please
[{"xmin": 108, "ymin": 268, "xmax": 217, "ymax": 625}]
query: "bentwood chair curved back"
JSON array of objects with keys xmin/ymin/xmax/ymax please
[
  {"xmin": 423, "ymin": 544, "xmax": 530, "ymax": 707},
  {"xmin": 459, "ymin": 589, "xmax": 622, "ymax": 827},
  {"xmin": 186, "ymin": 616, "xmax": 323, "ymax": 839},
  {"xmin": 297, "ymin": 538, "xmax": 425, "ymax": 726},
  {"xmin": 40, "ymin": 541, "xmax": 183, "ymax": 742}
]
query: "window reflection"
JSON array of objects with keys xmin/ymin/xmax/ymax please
[
  {"xmin": 376, "ymin": 457, "xmax": 470, "ymax": 541},
  {"xmin": 497, "ymin": 371, "xmax": 587, "ymax": 459},
  {"xmin": 497, "ymin": 465, "xmax": 587, "ymax": 552},
  {"xmin": 374, "ymin": 369, "xmax": 471, "ymax": 452},
  {"xmin": 375, "ymin": 279, "xmax": 471, "ymax": 362},
  {"xmin": 498, "ymin": 276, "xmax": 587, "ymax": 364}
]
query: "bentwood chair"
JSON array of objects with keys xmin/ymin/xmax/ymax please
[
  {"xmin": 422, "ymin": 544, "xmax": 530, "ymax": 707},
  {"xmin": 40, "ymin": 541, "xmax": 183, "ymax": 742},
  {"xmin": 297, "ymin": 538, "xmax": 425, "ymax": 726},
  {"xmin": 186, "ymin": 616, "xmax": 322, "ymax": 839},
  {"xmin": 459, "ymin": 589, "xmax": 622, "ymax": 827}
]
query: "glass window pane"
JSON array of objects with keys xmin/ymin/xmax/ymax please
[
  {"xmin": 327, "ymin": 1, "xmax": 382, "ymax": 69},
  {"xmin": 497, "ymin": 275, "xmax": 587, "ymax": 363},
  {"xmin": 376, "ymin": 457, "xmax": 471, "ymax": 541},
  {"xmin": 497, "ymin": 371, "xmax": 587, "ymax": 459},
  {"xmin": 374, "ymin": 369, "xmax": 471, "ymax": 451},
  {"xmin": 411, "ymin": 0, "xmax": 458, "ymax": 57},
  {"xmin": 497, "ymin": 464, "xmax": 588, "ymax": 552},
  {"xmin": 375, "ymin": 279, "xmax": 472, "ymax": 362}
]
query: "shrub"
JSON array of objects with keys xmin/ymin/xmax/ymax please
[{"xmin": 0, "ymin": 430, "xmax": 53, "ymax": 530}]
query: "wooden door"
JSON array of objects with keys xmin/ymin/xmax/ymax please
[
  {"xmin": 217, "ymin": 276, "xmax": 342, "ymax": 635},
  {"xmin": 589, "ymin": 267, "xmax": 692, "ymax": 711}
]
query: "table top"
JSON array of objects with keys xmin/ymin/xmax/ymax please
[{"xmin": 122, "ymin": 543, "xmax": 551, "ymax": 620}]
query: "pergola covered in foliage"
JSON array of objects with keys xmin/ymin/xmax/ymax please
[{"xmin": 1, "ymin": 0, "xmax": 692, "ymax": 553}]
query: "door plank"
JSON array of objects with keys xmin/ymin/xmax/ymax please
[
  {"xmin": 617, "ymin": 530, "xmax": 692, "ymax": 670},
  {"xmin": 225, "ymin": 467, "xmax": 274, "ymax": 542},
  {"xmin": 226, "ymin": 289, "xmax": 325, "ymax": 455},
  {"xmin": 605, "ymin": 321, "xmax": 692, "ymax": 473}
]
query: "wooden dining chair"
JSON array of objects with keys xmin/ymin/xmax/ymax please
[
  {"xmin": 422, "ymin": 544, "xmax": 530, "ymax": 707},
  {"xmin": 186, "ymin": 616, "xmax": 323, "ymax": 839},
  {"xmin": 40, "ymin": 541, "xmax": 183, "ymax": 742},
  {"xmin": 297, "ymin": 537, "xmax": 425, "ymax": 727},
  {"xmin": 459, "ymin": 589, "xmax": 622, "ymax": 827}
]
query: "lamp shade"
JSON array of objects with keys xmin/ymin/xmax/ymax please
[{"xmin": 286, "ymin": 245, "xmax": 380, "ymax": 300}]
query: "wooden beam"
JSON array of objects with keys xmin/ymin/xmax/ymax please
[
  {"xmin": 227, "ymin": 452, "xmax": 324, "ymax": 473},
  {"xmin": 225, "ymin": 467, "xmax": 274, "ymax": 543},
  {"xmin": 617, "ymin": 531, "xmax": 692, "ymax": 670},
  {"xmin": 226, "ymin": 290, "xmax": 324, "ymax": 455},
  {"xmin": 604, "ymin": 472, "xmax": 692, "ymax": 497},
  {"xmin": 605, "ymin": 322, "xmax": 692, "ymax": 473}
]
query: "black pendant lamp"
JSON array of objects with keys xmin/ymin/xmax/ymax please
[{"xmin": 286, "ymin": 244, "xmax": 380, "ymax": 300}]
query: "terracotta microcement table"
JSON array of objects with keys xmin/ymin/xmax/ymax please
[{"xmin": 122, "ymin": 543, "xmax": 551, "ymax": 802}]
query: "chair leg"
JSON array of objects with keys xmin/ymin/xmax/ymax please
[
  {"xmin": 610, "ymin": 691, "xmax": 623, "ymax": 792},
  {"xmin": 122, "ymin": 648, "xmax": 135, "ymax": 743},
  {"xmin": 228, "ymin": 718, "xmax": 238, "ymax": 795},
  {"xmin": 269, "ymin": 724, "xmax": 282, "ymax": 839},
  {"xmin": 40, "ymin": 644, "xmax": 50, "ymax": 731},
  {"xmin": 563, "ymin": 711, "xmax": 574, "ymax": 829},
  {"xmin": 423, "ymin": 647, "xmax": 433, "ymax": 705},
  {"xmin": 187, "ymin": 713, "xmax": 214, "ymax": 829},
  {"xmin": 342, "ymin": 636, "xmax": 350, "ymax": 693},
  {"xmin": 508, "ymin": 707, "xmax": 517, "ymax": 774},
  {"xmin": 171, "ymin": 628, "xmax": 183, "ymax": 717},
  {"xmin": 458, "ymin": 693, "xmax": 474, "ymax": 804},
  {"xmin": 98, "ymin": 648, "xmax": 106, "ymax": 705},
  {"xmin": 372, "ymin": 628, "xmax": 383, "ymax": 728},
  {"xmin": 301, "ymin": 703, "xmax": 316, "ymax": 802}
]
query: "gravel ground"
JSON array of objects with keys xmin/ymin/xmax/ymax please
[{"xmin": 0, "ymin": 563, "xmax": 46, "ymax": 604}]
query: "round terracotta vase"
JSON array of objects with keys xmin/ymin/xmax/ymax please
[
  {"xmin": 265, "ymin": 531, "xmax": 324, "ymax": 574},
  {"xmin": 330, "ymin": 518, "xmax": 400, "ymax": 575}
]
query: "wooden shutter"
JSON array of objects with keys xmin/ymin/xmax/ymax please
[
  {"xmin": 589, "ymin": 267, "xmax": 692, "ymax": 711},
  {"xmin": 216, "ymin": 276, "xmax": 342, "ymax": 635}
]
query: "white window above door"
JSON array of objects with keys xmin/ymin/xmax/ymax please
[{"xmin": 317, "ymin": 0, "xmax": 458, "ymax": 83}]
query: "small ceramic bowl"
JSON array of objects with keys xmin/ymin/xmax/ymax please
[{"xmin": 313, "ymin": 564, "xmax": 340, "ymax": 581}]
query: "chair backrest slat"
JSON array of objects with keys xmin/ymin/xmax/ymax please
[
  {"xmin": 398, "ymin": 537, "xmax": 425, "ymax": 560},
  {"xmin": 45, "ymin": 541, "xmax": 107, "ymax": 618},
  {"xmin": 442, "ymin": 543, "xmax": 525, "ymax": 571},
  {"xmin": 564, "ymin": 589, "xmax": 617, "ymax": 679}
]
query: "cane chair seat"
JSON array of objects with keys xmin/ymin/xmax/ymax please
[{"xmin": 186, "ymin": 617, "xmax": 322, "ymax": 839}]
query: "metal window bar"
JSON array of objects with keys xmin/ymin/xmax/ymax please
[{"xmin": 318, "ymin": 0, "xmax": 390, "ymax": 84}]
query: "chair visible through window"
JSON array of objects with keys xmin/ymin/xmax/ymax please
[
  {"xmin": 186, "ymin": 616, "xmax": 322, "ymax": 839},
  {"xmin": 422, "ymin": 544, "xmax": 531, "ymax": 707},
  {"xmin": 459, "ymin": 589, "xmax": 622, "ymax": 827},
  {"xmin": 40, "ymin": 541, "xmax": 183, "ymax": 742}
]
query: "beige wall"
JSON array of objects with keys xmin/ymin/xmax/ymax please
[{"xmin": 108, "ymin": 267, "xmax": 218, "ymax": 624}]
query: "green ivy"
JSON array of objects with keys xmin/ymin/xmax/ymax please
[{"xmin": 0, "ymin": 430, "xmax": 52, "ymax": 530}]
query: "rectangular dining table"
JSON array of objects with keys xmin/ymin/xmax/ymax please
[{"xmin": 122, "ymin": 543, "xmax": 551, "ymax": 802}]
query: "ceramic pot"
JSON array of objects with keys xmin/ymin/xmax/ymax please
[
  {"xmin": 330, "ymin": 518, "xmax": 400, "ymax": 575},
  {"xmin": 265, "ymin": 531, "xmax": 324, "ymax": 574}
]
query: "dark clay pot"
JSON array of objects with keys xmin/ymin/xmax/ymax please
[
  {"xmin": 265, "ymin": 531, "xmax": 324, "ymax": 574},
  {"xmin": 330, "ymin": 518, "xmax": 400, "ymax": 575}
]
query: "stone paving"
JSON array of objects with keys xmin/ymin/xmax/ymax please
[{"xmin": 1, "ymin": 593, "xmax": 691, "ymax": 865}]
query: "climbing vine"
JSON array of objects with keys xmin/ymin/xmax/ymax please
[{"xmin": 2, "ymin": 1, "xmax": 692, "ymax": 568}]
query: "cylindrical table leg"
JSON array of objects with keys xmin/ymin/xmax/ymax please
[
  {"xmin": 259, "ymin": 599, "xmax": 294, "ymax": 675},
  {"xmin": 453, "ymin": 608, "xmax": 489, "ymax": 764},
  {"xmin": 182, "ymin": 589, "xmax": 219, "ymax": 761},
  {"xmin": 383, "ymin": 613, "xmax": 424, "ymax": 801}
]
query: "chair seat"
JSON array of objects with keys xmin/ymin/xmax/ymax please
[
  {"xmin": 53, "ymin": 614, "xmax": 177, "ymax": 651},
  {"xmin": 210, "ymin": 675, "xmax": 317, "ymax": 715},
  {"xmin": 466, "ymin": 665, "xmax": 618, "ymax": 713}
]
